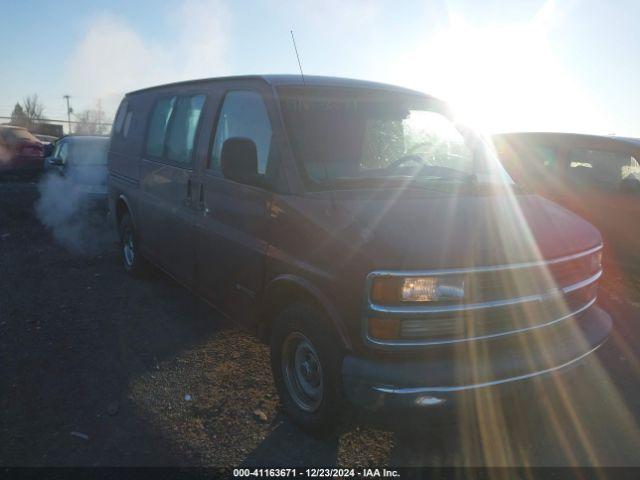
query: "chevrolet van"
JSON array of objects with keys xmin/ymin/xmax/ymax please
[{"xmin": 108, "ymin": 75, "xmax": 611, "ymax": 433}]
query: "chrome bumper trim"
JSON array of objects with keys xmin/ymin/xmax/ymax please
[{"xmin": 372, "ymin": 341, "xmax": 602, "ymax": 395}]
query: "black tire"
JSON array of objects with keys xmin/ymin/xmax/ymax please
[
  {"xmin": 270, "ymin": 302, "xmax": 345, "ymax": 436},
  {"xmin": 119, "ymin": 213, "xmax": 146, "ymax": 277}
]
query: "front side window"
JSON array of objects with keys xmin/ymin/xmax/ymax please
[
  {"xmin": 278, "ymin": 86, "xmax": 510, "ymax": 189},
  {"xmin": 146, "ymin": 97, "xmax": 176, "ymax": 158},
  {"xmin": 58, "ymin": 142, "xmax": 69, "ymax": 162},
  {"xmin": 51, "ymin": 141, "xmax": 62, "ymax": 158},
  {"xmin": 165, "ymin": 95, "xmax": 205, "ymax": 164},
  {"xmin": 568, "ymin": 148, "xmax": 639, "ymax": 190},
  {"xmin": 209, "ymin": 90, "xmax": 273, "ymax": 174},
  {"xmin": 623, "ymin": 156, "xmax": 640, "ymax": 180}
]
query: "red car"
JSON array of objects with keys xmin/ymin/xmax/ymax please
[
  {"xmin": 493, "ymin": 132, "xmax": 640, "ymax": 266},
  {"xmin": 0, "ymin": 125, "xmax": 45, "ymax": 174}
]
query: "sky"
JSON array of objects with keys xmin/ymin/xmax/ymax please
[{"xmin": 0, "ymin": 0, "xmax": 639, "ymax": 136}]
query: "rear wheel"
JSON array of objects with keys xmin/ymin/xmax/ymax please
[
  {"xmin": 270, "ymin": 303, "xmax": 345, "ymax": 435},
  {"xmin": 119, "ymin": 213, "xmax": 146, "ymax": 277}
]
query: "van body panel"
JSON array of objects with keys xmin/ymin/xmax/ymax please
[
  {"xmin": 137, "ymin": 158, "xmax": 197, "ymax": 285},
  {"xmin": 196, "ymin": 174, "xmax": 272, "ymax": 323}
]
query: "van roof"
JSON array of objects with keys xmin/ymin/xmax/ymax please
[{"xmin": 126, "ymin": 74, "xmax": 430, "ymax": 98}]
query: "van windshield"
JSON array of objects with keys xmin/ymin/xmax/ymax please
[{"xmin": 278, "ymin": 86, "xmax": 512, "ymax": 190}]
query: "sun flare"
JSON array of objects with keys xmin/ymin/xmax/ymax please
[{"xmin": 392, "ymin": 2, "xmax": 607, "ymax": 135}]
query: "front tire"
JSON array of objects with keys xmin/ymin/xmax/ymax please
[
  {"xmin": 270, "ymin": 303, "xmax": 345, "ymax": 435},
  {"xmin": 119, "ymin": 213, "xmax": 146, "ymax": 277}
]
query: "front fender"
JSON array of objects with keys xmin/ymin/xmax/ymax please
[{"xmin": 262, "ymin": 274, "xmax": 352, "ymax": 350}]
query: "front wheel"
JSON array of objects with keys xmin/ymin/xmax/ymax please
[{"xmin": 270, "ymin": 303, "xmax": 345, "ymax": 435}]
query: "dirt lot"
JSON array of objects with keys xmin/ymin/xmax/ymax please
[{"xmin": 1, "ymin": 178, "xmax": 639, "ymax": 467}]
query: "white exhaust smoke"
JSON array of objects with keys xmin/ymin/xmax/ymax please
[{"xmin": 35, "ymin": 169, "xmax": 115, "ymax": 255}]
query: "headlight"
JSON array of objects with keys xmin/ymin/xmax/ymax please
[{"xmin": 371, "ymin": 276, "xmax": 465, "ymax": 304}]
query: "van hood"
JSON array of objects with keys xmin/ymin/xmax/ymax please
[{"xmin": 331, "ymin": 191, "xmax": 601, "ymax": 270}]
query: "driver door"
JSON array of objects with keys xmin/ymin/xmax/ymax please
[{"xmin": 195, "ymin": 85, "xmax": 276, "ymax": 324}]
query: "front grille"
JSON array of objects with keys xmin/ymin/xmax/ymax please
[
  {"xmin": 399, "ymin": 285, "xmax": 596, "ymax": 341},
  {"xmin": 467, "ymin": 254, "xmax": 597, "ymax": 302},
  {"xmin": 366, "ymin": 246, "xmax": 602, "ymax": 345}
]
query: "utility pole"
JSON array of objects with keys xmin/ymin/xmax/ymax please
[{"xmin": 63, "ymin": 95, "xmax": 72, "ymax": 134}]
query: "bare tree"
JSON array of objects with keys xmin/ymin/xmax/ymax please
[
  {"xmin": 74, "ymin": 100, "xmax": 108, "ymax": 135},
  {"xmin": 10, "ymin": 103, "xmax": 28, "ymax": 127},
  {"xmin": 22, "ymin": 94, "xmax": 45, "ymax": 128}
]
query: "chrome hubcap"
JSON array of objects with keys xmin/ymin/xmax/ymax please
[
  {"xmin": 282, "ymin": 332, "xmax": 323, "ymax": 412},
  {"xmin": 123, "ymin": 231, "xmax": 135, "ymax": 268}
]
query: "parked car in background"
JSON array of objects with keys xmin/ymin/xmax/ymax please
[
  {"xmin": 0, "ymin": 125, "xmax": 44, "ymax": 175},
  {"xmin": 108, "ymin": 76, "xmax": 611, "ymax": 434},
  {"xmin": 493, "ymin": 132, "xmax": 640, "ymax": 265},
  {"xmin": 46, "ymin": 135, "xmax": 110, "ymax": 207},
  {"xmin": 35, "ymin": 134, "xmax": 59, "ymax": 158}
]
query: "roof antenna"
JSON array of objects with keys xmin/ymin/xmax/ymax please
[{"xmin": 290, "ymin": 30, "xmax": 306, "ymax": 84}]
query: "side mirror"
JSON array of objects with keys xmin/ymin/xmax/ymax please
[
  {"xmin": 43, "ymin": 143, "xmax": 54, "ymax": 157},
  {"xmin": 220, "ymin": 137, "xmax": 263, "ymax": 187},
  {"xmin": 47, "ymin": 156, "xmax": 64, "ymax": 166}
]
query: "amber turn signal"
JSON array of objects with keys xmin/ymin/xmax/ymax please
[
  {"xmin": 370, "ymin": 277, "xmax": 402, "ymax": 304},
  {"xmin": 368, "ymin": 317, "xmax": 401, "ymax": 340}
]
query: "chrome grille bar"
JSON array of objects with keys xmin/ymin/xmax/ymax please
[
  {"xmin": 363, "ymin": 244, "xmax": 603, "ymax": 348},
  {"xmin": 366, "ymin": 270, "xmax": 601, "ymax": 315},
  {"xmin": 367, "ymin": 244, "xmax": 602, "ymax": 278}
]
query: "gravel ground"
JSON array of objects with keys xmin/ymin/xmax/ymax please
[{"xmin": 1, "ymin": 178, "xmax": 639, "ymax": 467}]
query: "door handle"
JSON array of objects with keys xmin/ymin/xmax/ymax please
[
  {"xmin": 198, "ymin": 183, "xmax": 210, "ymax": 215},
  {"xmin": 185, "ymin": 178, "xmax": 193, "ymax": 207}
]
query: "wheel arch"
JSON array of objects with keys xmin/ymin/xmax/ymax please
[
  {"xmin": 115, "ymin": 194, "xmax": 135, "ymax": 230},
  {"xmin": 259, "ymin": 275, "xmax": 352, "ymax": 351}
]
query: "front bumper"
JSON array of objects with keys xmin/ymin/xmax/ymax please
[{"xmin": 342, "ymin": 304, "xmax": 612, "ymax": 410}]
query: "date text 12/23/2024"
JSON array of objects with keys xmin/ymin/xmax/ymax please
[{"xmin": 233, "ymin": 469, "xmax": 400, "ymax": 477}]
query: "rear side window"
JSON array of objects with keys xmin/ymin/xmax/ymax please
[
  {"xmin": 165, "ymin": 95, "xmax": 206, "ymax": 164},
  {"xmin": 122, "ymin": 112, "xmax": 133, "ymax": 138},
  {"xmin": 146, "ymin": 97, "xmax": 176, "ymax": 157},
  {"xmin": 113, "ymin": 100, "xmax": 128, "ymax": 134},
  {"xmin": 209, "ymin": 90, "xmax": 273, "ymax": 174}
]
